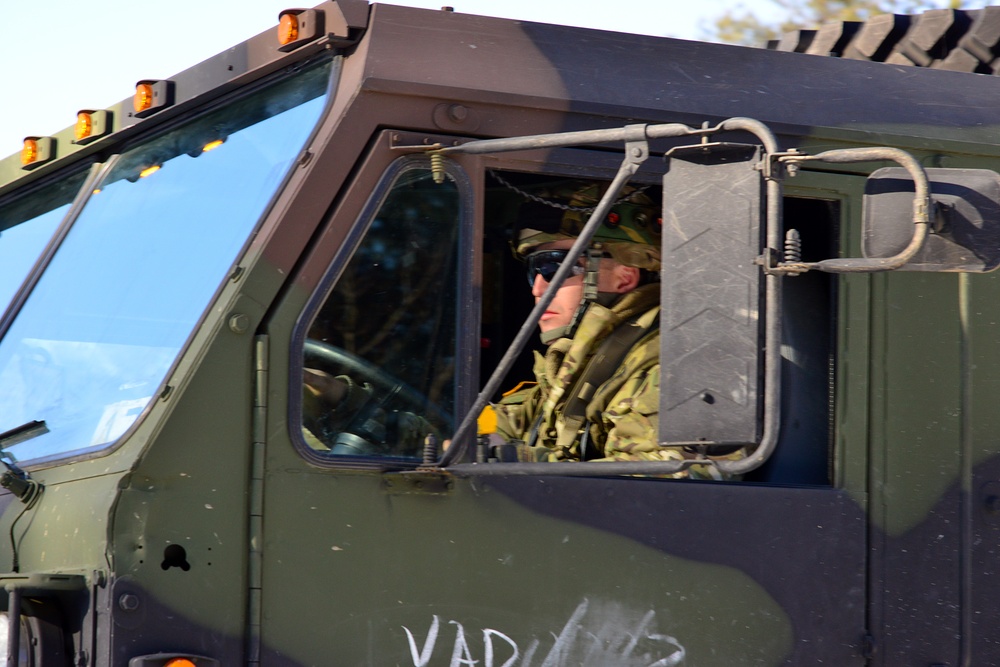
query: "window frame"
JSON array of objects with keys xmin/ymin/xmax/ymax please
[
  {"xmin": 286, "ymin": 137, "xmax": 844, "ymax": 484},
  {"xmin": 450, "ymin": 148, "xmax": 839, "ymax": 484},
  {"xmin": 289, "ymin": 153, "xmax": 477, "ymax": 469}
]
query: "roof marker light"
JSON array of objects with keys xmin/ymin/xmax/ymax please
[
  {"xmin": 277, "ymin": 9, "xmax": 324, "ymax": 51},
  {"xmin": 133, "ymin": 80, "xmax": 174, "ymax": 118},
  {"xmin": 278, "ymin": 12, "xmax": 299, "ymax": 45},
  {"xmin": 21, "ymin": 139, "xmax": 38, "ymax": 165},
  {"xmin": 134, "ymin": 83, "xmax": 154, "ymax": 113},
  {"xmin": 139, "ymin": 165, "xmax": 161, "ymax": 179},
  {"xmin": 75, "ymin": 114, "xmax": 91, "ymax": 140},
  {"xmin": 163, "ymin": 659, "xmax": 197, "ymax": 667},
  {"xmin": 127, "ymin": 653, "xmax": 218, "ymax": 666},
  {"xmin": 74, "ymin": 110, "xmax": 111, "ymax": 144},
  {"xmin": 20, "ymin": 136, "xmax": 55, "ymax": 169}
]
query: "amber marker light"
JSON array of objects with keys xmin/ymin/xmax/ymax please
[
  {"xmin": 278, "ymin": 12, "xmax": 299, "ymax": 46},
  {"xmin": 74, "ymin": 109, "xmax": 111, "ymax": 144},
  {"xmin": 133, "ymin": 80, "xmax": 173, "ymax": 118},
  {"xmin": 277, "ymin": 9, "xmax": 322, "ymax": 51},
  {"xmin": 163, "ymin": 659, "xmax": 197, "ymax": 667},
  {"xmin": 20, "ymin": 136, "xmax": 54, "ymax": 169},
  {"xmin": 139, "ymin": 165, "xmax": 161, "ymax": 179},
  {"xmin": 75, "ymin": 113, "xmax": 92, "ymax": 141},
  {"xmin": 21, "ymin": 139, "xmax": 38, "ymax": 166},
  {"xmin": 202, "ymin": 139, "xmax": 225, "ymax": 153},
  {"xmin": 134, "ymin": 82, "xmax": 154, "ymax": 114}
]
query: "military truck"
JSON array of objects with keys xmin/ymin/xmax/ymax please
[{"xmin": 2, "ymin": 1, "xmax": 1000, "ymax": 664}]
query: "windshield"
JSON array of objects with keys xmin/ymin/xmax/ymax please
[
  {"xmin": 0, "ymin": 58, "xmax": 331, "ymax": 465},
  {"xmin": 0, "ymin": 170, "xmax": 90, "ymax": 316}
]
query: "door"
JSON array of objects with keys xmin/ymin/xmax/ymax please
[{"xmin": 256, "ymin": 133, "xmax": 869, "ymax": 666}]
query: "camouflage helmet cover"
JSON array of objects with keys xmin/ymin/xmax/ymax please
[{"xmin": 514, "ymin": 182, "xmax": 661, "ymax": 271}]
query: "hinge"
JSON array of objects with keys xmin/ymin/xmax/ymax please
[{"xmin": 247, "ymin": 334, "xmax": 269, "ymax": 667}]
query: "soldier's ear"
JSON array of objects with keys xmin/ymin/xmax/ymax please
[{"xmin": 611, "ymin": 265, "xmax": 641, "ymax": 293}]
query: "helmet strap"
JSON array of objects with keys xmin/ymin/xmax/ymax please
[
  {"xmin": 567, "ymin": 245, "xmax": 604, "ymax": 336},
  {"xmin": 539, "ymin": 245, "xmax": 606, "ymax": 345},
  {"xmin": 581, "ymin": 245, "xmax": 603, "ymax": 304}
]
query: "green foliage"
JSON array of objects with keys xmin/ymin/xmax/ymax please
[{"xmin": 706, "ymin": 0, "xmax": 970, "ymax": 45}]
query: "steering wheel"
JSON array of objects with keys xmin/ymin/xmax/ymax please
[{"xmin": 302, "ymin": 339, "xmax": 453, "ymax": 454}]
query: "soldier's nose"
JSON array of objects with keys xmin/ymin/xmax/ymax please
[{"xmin": 531, "ymin": 274, "xmax": 548, "ymax": 297}]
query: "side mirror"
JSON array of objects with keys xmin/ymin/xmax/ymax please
[{"xmin": 863, "ymin": 167, "xmax": 1000, "ymax": 272}]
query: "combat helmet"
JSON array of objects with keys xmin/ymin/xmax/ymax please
[{"xmin": 513, "ymin": 181, "xmax": 661, "ymax": 271}]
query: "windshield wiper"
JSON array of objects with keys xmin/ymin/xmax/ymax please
[
  {"xmin": 0, "ymin": 421, "xmax": 45, "ymax": 505},
  {"xmin": 0, "ymin": 420, "xmax": 47, "ymax": 449}
]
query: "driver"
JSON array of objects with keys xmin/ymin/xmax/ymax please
[{"xmin": 492, "ymin": 181, "xmax": 744, "ymax": 477}]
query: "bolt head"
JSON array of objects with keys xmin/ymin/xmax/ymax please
[
  {"xmin": 228, "ymin": 313, "xmax": 250, "ymax": 334},
  {"xmin": 118, "ymin": 593, "xmax": 140, "ymax": 612}
]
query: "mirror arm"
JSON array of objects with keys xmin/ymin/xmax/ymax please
[{"xmin": 768, "ymin": 147, "xmax": 932, "ymax": 275}]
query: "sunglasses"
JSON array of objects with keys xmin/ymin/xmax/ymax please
[{"xmin": 525, "ymin": 249, "xmax": 586, "ymax": 286}]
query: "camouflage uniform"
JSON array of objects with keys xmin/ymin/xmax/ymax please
[{"xmin": 494, "ymin": 181, "xmax": 743, "ymax": 478}]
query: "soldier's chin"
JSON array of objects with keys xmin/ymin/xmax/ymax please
[{"xmin": 537, "ymin": 320, "xmax": 571, "ymax": 345}]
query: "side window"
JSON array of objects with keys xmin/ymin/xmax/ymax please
[{"xmin": 300, "ymin": 164, "xmax": 464, "ymax": 460}]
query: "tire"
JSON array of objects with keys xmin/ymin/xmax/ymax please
[{"xmin": 767, "ymin": 7, "xmax": 1000, "ymax": 74}]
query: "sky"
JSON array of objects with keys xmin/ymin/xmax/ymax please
[
  {"xmin": 0, "ymin": 0, "xmax": 780, "ymax": 156},
  {"xmin": 0, "ymin": 0, "xmax": 973, "ymax": 156}
]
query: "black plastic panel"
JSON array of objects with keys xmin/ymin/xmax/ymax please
[{"xmin": 659, "ymin": 144, "xmax": 765, "ymax": 445}]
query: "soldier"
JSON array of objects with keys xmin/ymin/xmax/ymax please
[{"xmin": 493, "ymin": 181, "xmax": 743, "ymax": 478}]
